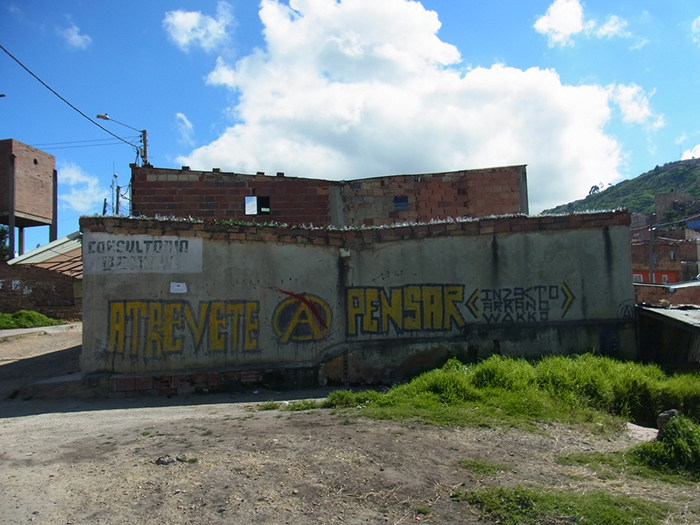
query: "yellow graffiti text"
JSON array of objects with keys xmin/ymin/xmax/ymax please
[
  {"xmin": 346, "ymin": 284, "xmax": 465, "ymax": 336},
  {"xmin": 108, "ymin": 300, "xmax": 259, "ymax": 357}
]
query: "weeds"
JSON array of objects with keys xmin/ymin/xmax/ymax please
[
  {"xmin": 281, "ymin": 399, "xmax": 321, "ymax": 411},
  {"xmin": 453, "ymin": 486, "xmax": 672, "ymax": 525},
  {"xmin": 557, "ymin": 450, "xmax": 691, "ymax": 485},
  {"xmin": 258, "ymin": 400, "xmax": 281, "ymax": 411}
]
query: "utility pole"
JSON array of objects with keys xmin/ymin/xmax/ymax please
[{"xmin": 648, "ymin": 228, "xmax": 656, "ymax": 283}]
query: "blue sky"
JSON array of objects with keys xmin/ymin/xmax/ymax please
[{"xmin": 2, "ymin": 0, "xmax": 700, "ymax": 252}]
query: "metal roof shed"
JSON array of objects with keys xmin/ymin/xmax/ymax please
[
  {"xmin": 637, "ymin": 306, "xmax": 700, "ymax": 366},
  {"xmin": 7, "ymin": 231, "xmax": 82, "ymax": 278}
]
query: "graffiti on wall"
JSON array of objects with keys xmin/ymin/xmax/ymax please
[
  {"xmin": 84, "ymin": 234, "xmax": 203, "ymax": 274},
  {"xmin": 272, "ymin": 291, "xmax": 331, "ymax": 343},
  {"xmin": 346, "ymin": 284, "xmax": 466, "ymax": 336},
  {"xmin": 104, "ymin": 283, "xmax": 578, "ymax": 356},
  {"xmin": 466, "ymin": 284, "xmax": 575, "ymax": 323},
  {"xmin": 108, "ymin": 300, "xmax": 259, "ymax": 357},
  {"xmin": 346, "ymin": 282, "xmax": 577, "ymax": 335}
]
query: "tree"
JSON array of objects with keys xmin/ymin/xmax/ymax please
[{"xmin": 0, "ymin": 225, "xmax": 9, "ymax": 261}]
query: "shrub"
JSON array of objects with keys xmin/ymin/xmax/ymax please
[
  {"xmin": 652, "ymin": 374, "xmax": 700, "ymax": 423},
  {"xmin": 633, "ymin": 415, "xmax": 700, "ymax": 478},
  {"xmin": 0, "ymin": 310, "xmax": 63, "ymax": 329}
]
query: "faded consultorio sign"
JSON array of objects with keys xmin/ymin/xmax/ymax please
[{"xmin": 83, "ymin": 234, "xmax": 203, "ymax": 274}]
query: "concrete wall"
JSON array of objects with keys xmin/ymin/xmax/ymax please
[
  {"xmin": 80, "ymin": 211, "xmax": 635, "ymax": 390},
  {"xmin": 130, "ymin": 165, "xmax": 527, "ymax": 227}
]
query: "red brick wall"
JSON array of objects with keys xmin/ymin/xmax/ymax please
[
  {"xmin": 131, "ymin": 164, "xmax": 527, "ymax": 226},
  {"xmin": 0, "ymin": 263, "xmax": 80, "ymax": 319},
  {"xmin": 131, "ymin": 167, "xmax": 332, "ymax": 225},
  {"xmin": 635, "ymin": 283, "xmax": 700, "ymax": 306},
  {"xmin": 342, "ymin": 166, "xmax": 526, "ymax": 226},
  {"xmin": 0, "ymin": 139, "xmax": 55, "ymax": 223}
]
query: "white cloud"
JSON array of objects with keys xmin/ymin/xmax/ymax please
[
  {"xmin": 176, "ymin": 112, "xmax": 195, "ymax": 146},
  {"xmin": 163, "ymin": 1, "xmax": 234, "ymax": 52},
  {"xmin": 178, "ymin": 0, "xmax": 662, "ymax": 213},
  {"xmin": 534, "ymin": 0, "xmax": 593, "ymax": 46},
  {"xmin": 692, "ymin": 16, "xmax": 700, "ymax": 43},
  {"xmin": 609, "ymin": 84, "xmax": 664, "ymax": 129},
  {"xmin": 59, "ymin": 22, "xmax": 92, "ymax": 50},
  {"xmin": 534, "ymin": 0, "xmax": 629, "ymax": 47},
  {"xmin": 682, "ymin": 144, "xmax": 700, "ymax": 160},
  {"xmin": 596, "ymin": 15, "xmax": 628, "ymax": 38},
  {"xmin": 58, "ymin": 163, "xmax": 106, "ymax": 214}
]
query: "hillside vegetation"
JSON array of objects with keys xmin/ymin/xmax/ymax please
[{"xmin": 544, "ymin": 159, "xmax": 700, "ymax": 215}]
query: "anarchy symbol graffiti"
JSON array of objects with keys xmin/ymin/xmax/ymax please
[
  {"xmin": 272, "ymin": 291, "xmax": 332, "ymax": 343},
  {"xmin": 617, "ymin": 300, "xmax": 635, "ymax": 320}
]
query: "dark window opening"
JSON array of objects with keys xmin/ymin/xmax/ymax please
[
  {"xmin": 245, "ymin": 195, "xmax": 271, "ymax": 215},
  {"xmin": 393, "ymin": 196, "xmax": 409, "ymax": 211}
]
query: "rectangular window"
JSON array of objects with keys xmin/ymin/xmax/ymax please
[
  {"xmin": 393, "ymin": 196, "xmax": 410, "ymax": 211},
  {"xmin": 669, "ymin": 250, "xmax": 676, "ymax": 261},
  {"xmin": 662, "ymin": 275, "xmax": 669, "ymax": 284},
  {"xmin": 633, "ymin": 274, "xmax": 643, "ymax": 283},
  {"xmin": 245, "ymin": 196, "xmax": 271, "ymax": 215}
]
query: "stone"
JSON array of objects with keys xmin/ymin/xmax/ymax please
[{"xmin": 657, "ymin": 409, "xmax": 681, "ymax": 437}]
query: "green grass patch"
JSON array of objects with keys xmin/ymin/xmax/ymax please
[
  {"xmin": 0, "ymin": 310, "xmax": 64, "ymax": 329},
  {"xmin": 452, "ymin": 486, "xmax": 673, "ymax": 525},
  {"xmin": 414, "ymin": 505, "xmax": 431, "ymax": 516},
  {"xmin": 323, "ymin": 355, "xmax": 700, "ymax": 431},
  {"xmin": 557, "ymin": 450, "xmax": 691, "ymax": 484}
]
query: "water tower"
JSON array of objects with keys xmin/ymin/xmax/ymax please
[{"xmin": 0, "ymin": 138, "xmax": 57, "ymax": 256}]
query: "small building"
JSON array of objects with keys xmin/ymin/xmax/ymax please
[{"xmin": 637, "ymin": 306, "xmax": 700, "ymax": 367}]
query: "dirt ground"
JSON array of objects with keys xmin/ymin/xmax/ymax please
[{"xmin": 0, "ymin": 329, "xmax": 697, "ymax": 524}]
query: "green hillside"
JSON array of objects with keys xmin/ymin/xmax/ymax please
[{"xmin": 544, "ymin": 159, "xmax": 700, "ymax": 215}]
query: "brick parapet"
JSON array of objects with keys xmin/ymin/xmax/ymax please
[
  {"xmin": 80, "ymin": 210, "xmax": 631, "ymax": 247},
  {"xmin": 635, "ymin": 284, "xmax": 700, "ymax": 306}
]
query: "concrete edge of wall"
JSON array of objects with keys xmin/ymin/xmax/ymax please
[{"xmin": 80, "ymin": 210, "xmax": 630, "ymax": 245}]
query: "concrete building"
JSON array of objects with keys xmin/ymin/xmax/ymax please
[{"xmin": 130, "ymin": 164, "xmax": 529, "ymax": 226}]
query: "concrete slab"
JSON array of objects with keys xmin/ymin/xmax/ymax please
[{"xmin": 0, "ymin": 322, "xmax": 82, "ymax": 341}]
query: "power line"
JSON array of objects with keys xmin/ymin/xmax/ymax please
[
  {"xmin": 0, "ymin": 43, "xmax": 139, "ymax": 151},
  {"xmin": 32, "ymin": 137, "xmax": 140, "ymax": 147},
  {"xmin": 38, "ymin": 142, "xmax": 136, "ymax": 151}
]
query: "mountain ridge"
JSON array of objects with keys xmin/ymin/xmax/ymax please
[{"xmin": 543, "ymin": 158, "xmax": 700, "ymax": 215}]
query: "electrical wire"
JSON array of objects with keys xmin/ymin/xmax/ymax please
[
  {"xmin": 32, "ymin": 137, "xmax": 140, "ymax": 147},
  {"xmin": 37, "ymin": 142, "xmax": 135, "ymax": 151},
  {"xmin": 0, "ymin": 43, "xmax": 139, "ymax": 152}
]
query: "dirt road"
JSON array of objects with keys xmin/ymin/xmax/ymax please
[{"xmin": 0, "ymin": 328, "xmax": 693, "ymax": 524}]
